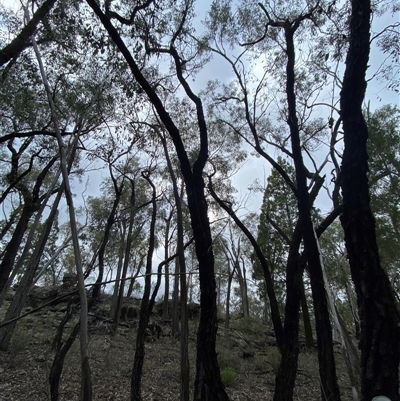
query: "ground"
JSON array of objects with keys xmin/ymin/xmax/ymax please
[{"xmin": 0, "ymin": 292, "xmax": 355, "ymax": 400}]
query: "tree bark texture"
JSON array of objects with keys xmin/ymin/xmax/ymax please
[
  {"xmin": 273, "ymin": 220, "xmax": 303, "ymax": 401},
  {"xmin": 340, "ymin": 0, "xmax": 400, "ymax": 399},
  {"xmin": 187, "ymin": 178, "xmax": 229, "ymax": 401}
]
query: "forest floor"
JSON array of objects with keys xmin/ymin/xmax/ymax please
[{"xmin": 0, "ymin": 291, "xmax": 356, "ymax": 401}]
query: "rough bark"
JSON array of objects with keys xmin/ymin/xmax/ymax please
[
  {"xmin": 273, "ymin": 219, "xmax": 304, "ymax": 401},
  {"xmin": 340, "ymin": 0, "xmax": 400, "ymax": 399},
  {"xmin": 0, "ymin": 150, "xmax": 57, "ymax": 296}
]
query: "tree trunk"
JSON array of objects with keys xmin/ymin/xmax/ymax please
[
  {"xmin": 300, "ymin": 280, "xmax": 314, "ymax": 350},
  {"xmin": 31, "ymin": 32, "xmax": 91, "ymax": 400},
  {"xmin": 0, "ymin": 184, "xmax": 63, "ymax": 350},
  {"xmin": 0, "ymin": 0, "xmax": 57, "ymax": 67},
  {"xmin": 160, "ymin": 134, "xmax": 190, "ymax": 401},
  {"xmin": 190, "ymin": 177, "xmax": 228, "ymax": 401},
  {"xmin": 340, "ymin": 1, "xmax": 400, "ymax": 399},
  {"xmin": 130, "ymin": 173, "xmax": 157, "ymax": 401},
  {"xmin": 0, "ymin": 200, "xmax": 38, "ymax": 295},
  {"xmin": 171, "ymin": 256, "xmax": 180, "ymax": 337},
  {"xmin": 92, "ymin": 172, "xmax": 124, "ymax": 299},
  {"xmin": 110, "ymin": 223, "xmax": 126, "ymax": 319},
  {"xmin": 316, "ymin": 230, "xmax": 361, "ymax": 399},
  {"xmin": 162, "ymin": 214, "xmax": 171, "ymax": 318},
  {"xmin": 273, "ymin": 220, "xmax": 304, "ymax": 401},
  {"xmin": 49, "ymin": 304, "xmax": 80, "ymax": 401},
  {"xmin": 208, "ymin": 184, "xmax": 284, "ymax": 349},
  {"xmin": 224, "ymin": 258, "xmax": 234, "ymax": 336},
  {"xmin": 304, "ymin": 218, "xmax": 340, "ymax": 401},
  {"xmin": 113, "ymin": 180, "xmax": 137, "ymax": 332},
  {"xmin": 281, "ymin": 24, "xmax": 340, "ymax": 401}
]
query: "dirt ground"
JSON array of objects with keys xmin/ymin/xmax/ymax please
[{"xmin": 0, "ymin": 293, "xmax": 355, "ymax": 401}]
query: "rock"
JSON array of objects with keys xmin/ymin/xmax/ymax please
[
  {"xmin": 28, "ymin": 286, "xmax": 59, "ymax": 307},
  {"xmin": 51, "ymin": 302, "xmax": 69, "ymax": 312},
  {"xmin": 59, "ymin": 273, "xmax": 78, "ymax": 293},
  {"xmin": 35, "ymin": 355, "xmax": 46, "ymax": 363},
  {"xmin": 242, "ymin": 350, "xmax": 254, "ymax": 358}
]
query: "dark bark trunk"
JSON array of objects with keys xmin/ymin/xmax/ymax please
[
  {"xmin": 282, "ymin": 23, "xmax": 340, "ymax": 401},
  {"xmin": 131, "ymin": 174, "xmax": 157, "ymax": 401},
  {"xmin": 110, "ymin": 223, "xmax": 126, "ymax": 318},
  {"xmin": 0, "ymin": 0, "xmax": 57, "ymax": 67},
  {"xmin": 0, "ymin": 187, "xmax": 63, "ymax": 350},
  {"xmin": 0, "ymin": 149, "xmax": 58, "ymax": 299},
  {"xmin": 49, "ymin": 303, "xmax": 80, "ymax": 401},
  {"xmin": 224, "ymin": 258, "xmax": 233, "ymax": 336},
  {"xmin": 305, "ymin": 218, "xmax": 340, "ymax": 401},
  {"xmin": 92, "ymin": 174, "xmax": 123, "ymax": 299},
  {"xmin": 188, "ymin": 178, "xmax": 229, "ymax": 401},
  {"xmin": 340, "ymin": 1, "xmax": 400, "ymax": 399},
  {"xmin": 0, "ymin": 203, "xmax": 38, "ymax": 295},
  {"xmin": 273, "ymin": 220, "xmax": 303, "ymax": 401}
]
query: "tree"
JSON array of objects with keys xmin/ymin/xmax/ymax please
[
  {"xmin": 204, "ymin": 2, "xmax": 340, "ymax": 399},
  {"xmin": 340, "ymin": 1, "xmax": 400, "ymax": 398}
]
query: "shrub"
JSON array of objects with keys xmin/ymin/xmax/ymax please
[{"xmin": 220, "ymin": 367, "xmax": 236, "ymax": 388}]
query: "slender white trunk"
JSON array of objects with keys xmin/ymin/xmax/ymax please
[{"xmin": 28, "ymin": 9, "xmax": 91, "ymax": 398}]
